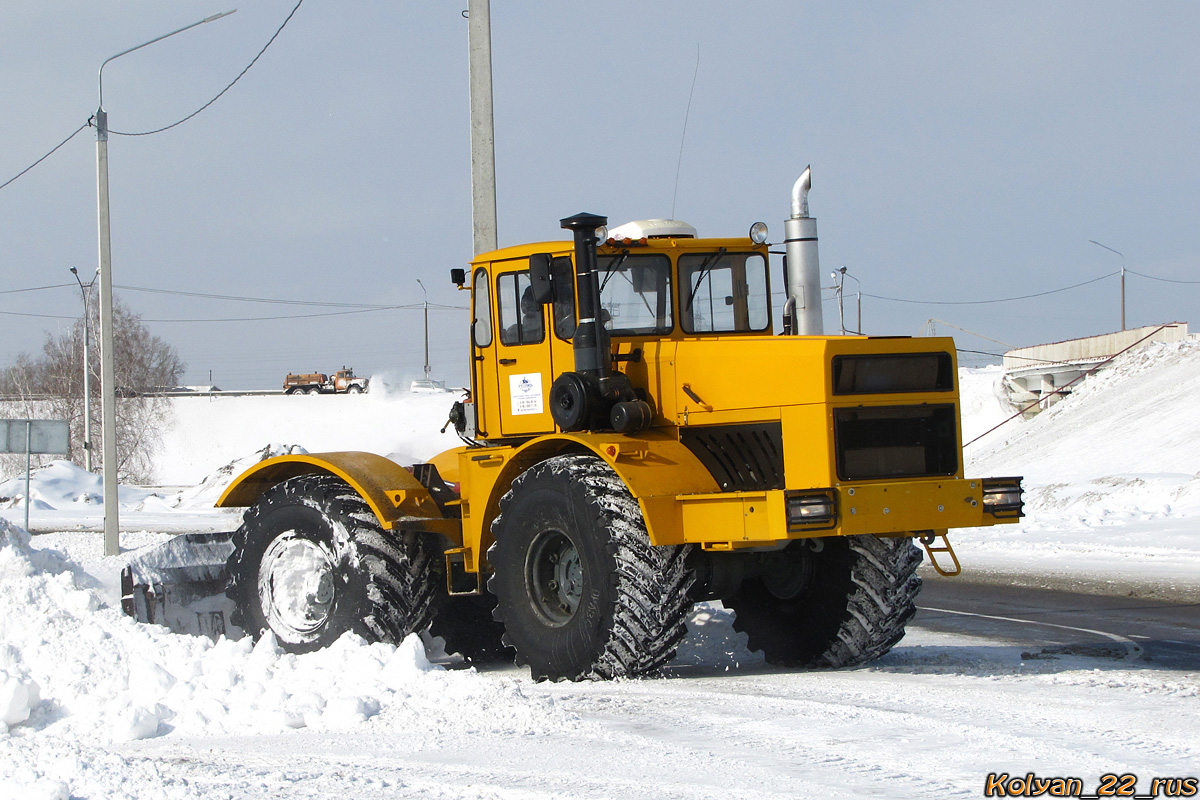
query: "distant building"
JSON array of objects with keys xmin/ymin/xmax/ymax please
[{"xmin": 1002, "ymin": 323, "xmax": 1189, "ymax": 414}]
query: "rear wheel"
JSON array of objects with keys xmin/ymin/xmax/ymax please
[
  {"xmin": 226, "ymin": 473, "xmax": 438, "ymax": 653},
  {"xmin": 725, "ymin": 535, "xmax": 922, "ymax": 668},
  {"xmin": 488, "ymin": 453, "xmax": 693, "ymax": 681}
]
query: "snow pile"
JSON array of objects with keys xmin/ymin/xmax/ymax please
[
  {"xmin": 0, "ymin": 461, "xmax": 158, "ymax": 511},
  {"xmin": 157, "ymin": 389, "xmax": 459, "ymax": 485},
  {"xmin": 970, "ymin": 339, "xmax": 1200, "ymax": 481},
  {"xmin": 960, "ymin": 340, "xmax": 1200, "ymax": 594},
  {"xmin": 0, "ymin": 514, "xmax": 580, "ymax": 796}
]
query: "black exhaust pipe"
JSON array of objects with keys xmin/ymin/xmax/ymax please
[{"xmin": 551, "ymin": 213, "xmax": 652, "ymax": 434}]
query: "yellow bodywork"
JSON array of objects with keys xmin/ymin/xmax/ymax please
[
  {"xmin": 216, "ymin": 234, "xmax": 1019, "ymax": 579},
  {"xmin": 216, "ymin": 451, "xmax": 459, "ymax": 539}
]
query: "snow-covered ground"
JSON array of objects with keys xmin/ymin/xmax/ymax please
[
  {"xmin": 959, "ymin": 341, "xmax": 1200, "ymax": 601},
  {"xmin": 1, "ymin": 345, "xmax": 1198, "ymax": 799}
]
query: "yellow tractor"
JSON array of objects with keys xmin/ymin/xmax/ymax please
[{"xmin": 126, "ymin": 171, "xmax": 1022, "ymax": 681}]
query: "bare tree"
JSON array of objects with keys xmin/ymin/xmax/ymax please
[{"xmin": 0, "ymin": 297, "xmax": 185, "ymax": 484}]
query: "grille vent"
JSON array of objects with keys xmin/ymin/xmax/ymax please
[{"xmin": 680, "ymin": 422, "xmax": 785, "ymax": 491}]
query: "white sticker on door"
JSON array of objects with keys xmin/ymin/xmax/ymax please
[{"xmin": 508, "ymin": 372, "xmax": 544, "ymax": 415}]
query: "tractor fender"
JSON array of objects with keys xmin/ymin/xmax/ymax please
[
  {"xmin": 216, "ymin": 451, "xmax": 462, "ymax": 543},
  {"xmin": 467, "ymin": 433, "xmax": 719, "ymax": 552}
]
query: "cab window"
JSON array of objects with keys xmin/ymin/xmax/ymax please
[
  {"xmin": 598, "ymin": 253, "xmax": 672, "ymax": 335},
  {"xmin": 472, "ymin": 267, "xmax": 492, "ymax": 347},
  {"xmin": 679, "ymin": 252, "xmax": 770, "ymax": 334},
  {"xmin": 551, "ymin": 256, "xmax": 576, "ymax": 341},
  {"xmin": 497, "ymin": 270, "xmax": 545, "ymax": 346}
]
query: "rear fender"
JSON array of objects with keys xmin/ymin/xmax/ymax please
[{"xmin": 216, "ymin": 451, "xmax": 462, "ymax": 543}]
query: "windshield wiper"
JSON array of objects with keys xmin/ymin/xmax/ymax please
[
  {"xmin": 598, "ymin": 250, "xmax": 630, "ymax": 294},
  {"xmin": 684, "ymin": 248, "xmax": 726, "ymax": 312}
]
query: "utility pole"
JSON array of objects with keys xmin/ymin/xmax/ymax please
[
  {"xmin": 467, "ymin": 0, "xmax": 498, "ymax": 256},
  {"xmin": 416, "ymin": 279, "xmax": 431, "ymax": 380},
  {"xmin": 1089, "ymin": 239, "xmax": 1126, "ymax": 332},
  {"xmin": 94, "ymin": 10, "xmax": 236, "ymax": 555}
]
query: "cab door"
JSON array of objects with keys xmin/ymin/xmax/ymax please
[{"xmin": 493, "ymin": 262, "xmax": 557, "ymax": 436}]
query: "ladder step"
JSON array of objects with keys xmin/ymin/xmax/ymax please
[{"xmin": 918, "ymin": 532, "xmax": 961, "ymax": 577}]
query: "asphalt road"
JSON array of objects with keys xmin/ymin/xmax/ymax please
[{"xmin": 916, "ymin": 577, "xmax": 1200, "ymax": 671}]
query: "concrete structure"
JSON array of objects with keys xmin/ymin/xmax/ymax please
[{"xmin": 1003, "ymin": 323, "xmax": 1190, "ymax": 413}]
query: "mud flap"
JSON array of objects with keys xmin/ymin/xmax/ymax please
[{"xmin": 120, "ymin": 532, "xmax": 245, "ymax": 640}]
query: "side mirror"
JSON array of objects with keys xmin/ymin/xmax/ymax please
[
  {"xmin": 450, "ymin": 268, "xmax": 466, "ymax": 287},
  {"xmin": 528, "ymin": 253, "xmax": 554, "ymax": 305}
]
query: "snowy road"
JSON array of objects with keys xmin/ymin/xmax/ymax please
[
  {"xmin": 108, "ymin": 606, "xmax": 1199, "ymax": 800},
  {"xmin": 919, "ymin": 578, "xmax": 1200, "ymax": 670}
]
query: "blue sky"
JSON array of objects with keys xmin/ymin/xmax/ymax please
[{"xmin": 1, "ymin": 1, "xmax": 1197, "ymax": 387}]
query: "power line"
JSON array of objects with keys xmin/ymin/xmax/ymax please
[
  {"xmin": 140, "ymin": 304, "xmax": 468, "ymax": 323},
  {"xmin": 1127, "ymin": 268, "xmax": 1200, "ymax": 285},
  {"xmin": 0, "ymin": 279, "xmax": 468, "ymax": 314},
  {"xmin": 116, "ymin": 283, "xmax": 399, "ymax": 309},
  {"xmin": 0, "ymin": 122, "xmax": 89, "ymax": 193},
  {"xmin": 110, "ymin": 0, "xmax": 305, "ymax": 137},
  {"xmin": 142, "ymin": 307, "xmax": 402, "ymax": 323},
  {"xmin": 0, "ymin": 309, "xmax": 78, "ymax": 320},
  {"xmin": 0, "ymin": 283, "xmax": 73, "ymax": 295},
  {"xmin": 865, "ymin": 271, "xmax": 1118, "ymax": 305}
]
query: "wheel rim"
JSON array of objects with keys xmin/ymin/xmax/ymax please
[
  {"xmin": 258, "ymin": 533, "xmax": 336, "ymax": 641},
  {"xmin": 761, "ymin": 549, "xmax": 815, "ymax": 600},
  {"xmin": 525, "ymin": 529, "xmax": 583, "ymax": 626}
]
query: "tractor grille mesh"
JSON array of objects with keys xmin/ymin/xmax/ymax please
[{"xmin": 680, "ymin": 423, "xmax": 785, "ymax": 492}]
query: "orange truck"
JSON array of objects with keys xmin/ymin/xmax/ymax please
[{"xmin": 283, "ymin": 367, "xmax": 368, "ymax": 394}]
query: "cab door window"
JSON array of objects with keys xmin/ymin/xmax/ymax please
[
  {"xmin": 497, "ymin": 271, "xmax": 544, "ymax": 346},
  {"xmin": 472, "ymin": 267, "xmax": 493, "ymax": 347}
]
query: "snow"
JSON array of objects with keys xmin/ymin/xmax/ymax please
[
  {"xmin": 958, "ymin": 340, "xmax": 1200, "ymax": 599},
  {"xmin": 0, "ymin": 350, "xmax": 1198, "ymax": 798}
]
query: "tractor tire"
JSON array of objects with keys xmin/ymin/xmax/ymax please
[
  {"xmin": 487, "ymin": 453, "xmax": 694, "ymax": 681},
  {"xmin": 348, "ymin": 384, "xmax": 364, "ymax": 394},
  {"xmin": 226, "ymin": 473, "xmax": 438, "ymax": 653},
  {"xmin": 726, "ymin": 535, "xmax": 922, "ymax": 668},
  {"xmin": 429, "ymin": 591, "xmax": 512, "ymax": 664}
]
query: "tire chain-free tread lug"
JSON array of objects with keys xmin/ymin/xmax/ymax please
[
  {"xmin": 728, "ymin": 534, "xmax": 923, "ymax": 669},
  {"xmin": 225, "ymin": 473, "xmax": 438, "ymax": 652},
  {"xmin": 487, "ymin": 453, "xmax": 694, "ymax": 682}
]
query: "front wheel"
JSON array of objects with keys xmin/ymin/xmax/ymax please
[
  {"xmin": 226, "ymin": 473, "xmax": 438, "ymax": 652},
  {"xmin": 488, "ymin": 453, "xmax": 693, "ymax": 681}
]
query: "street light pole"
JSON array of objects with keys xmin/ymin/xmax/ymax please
[
  {"xmin": 840, "ymin": 268, "xmax": 862, "ymax": 335},
  {"xmin": 94, "ymin": 9, "xmax": 236, "ymax": 556},
  {"xmin": 69, "ymin": 267, "xmax": 97, "ymax": 472},
  {"xmin": 830, "ymin": 268, "xmax": 846, "ymax": 335},
  {"xmin": 416, "ymin": 279, "xmax": 431, "ymax": 380},
  {"xmin": 1089, "ymin": 239, "xmax": 1125, "ymax": 332}
]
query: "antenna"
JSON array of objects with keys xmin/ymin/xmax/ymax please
[{"xmin": 671, "ymin": 45, "xmax": 701, "ymax": 220}]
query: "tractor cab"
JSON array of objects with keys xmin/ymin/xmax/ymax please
[{"xmin": 461, "ymin": 215, "xmax": 774, "ymax": 443}]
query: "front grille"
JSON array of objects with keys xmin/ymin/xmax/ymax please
[
  {"xmin": 834, "ymin": 404, "xmax": 958, "ymax": 481},
  {"xmin": 680, "ymin": 422, "xmax": 784, "ymax": 491}
]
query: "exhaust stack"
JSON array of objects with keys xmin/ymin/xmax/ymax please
[{"xmin": 784, "ymin": 167, "xmax": 824, "ymax": 335}]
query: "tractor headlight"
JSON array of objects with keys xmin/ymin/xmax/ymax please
[
  {"xmin": 785, "ymin": 490, "xmax": 836, "ymax": 530},
  {"xmin": 981, "ymin": 477, "xmax": 1024, "ymax": 519},
  {"xmin": 749, "ymin": 221, "xmax": 769, "ymax": 244}
]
